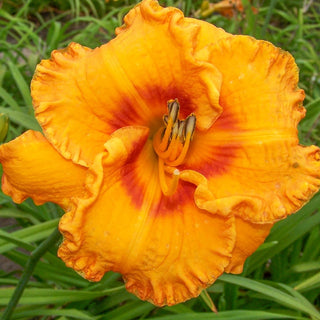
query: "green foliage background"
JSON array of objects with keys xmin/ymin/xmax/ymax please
[{"xmin": 0, "ymin": 0, "xmax": 320, "ymax": 319}]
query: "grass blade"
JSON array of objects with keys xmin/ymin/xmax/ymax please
[
  {"xmin": 0, "ymin": 106, "xmax": 40, "ymax": 131},
  {"xmin": 6, "ymin": 61, "xmax": 32, "ymax": 112},
  {"xmin": 0, "ymin": 219, "xmax": 59, "ymax": 254},
  {"xmin": 294, "ymin": 271, "xmax": 320, "ymax": 292},
  {"xmin": 218, "ymin": 274, "xmax": 320, "ymax": 319},
  {"xmin": 0, "ymin": 287, "xmax": 125, "ymax": 305},
  {"xmin": 10, "ymin": 308, "xmax": 95, "ymax": 320},
  {"xmin": 148, "ymin": 310, "xmax": 309, "ymax": 320}
]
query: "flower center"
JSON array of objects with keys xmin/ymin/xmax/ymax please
[{"xmin": 153, "ymin": 99, "xmax": 196, "ymax": 196}]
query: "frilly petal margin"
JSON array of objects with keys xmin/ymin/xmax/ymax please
[
  {"xmin": 114, "ymin": 0, "xmax": 223, "ymax": 130},
  {"xmin": 192, "ymin": 35, "xmax": 320, "ymax": 223},
  {"xmin": 225, "ymin": 218, "xmax": 274, "ymax": 274},
  {"xmin": 185, "ymin": 18, "xmax": 232, "ymax": 61},
  {"xmin": 0, "ymin": 130, "xmax": 87, "ymax": 208},
  {"xmin": 58, "ymin": 126, "xmax": 236, "ymax": 306},
  {"xmin": 31, "ymin": 0, "xmax": 223, "ymax": 167},
  {"xmin": 178, "ymin": 170, "xmax": 273, "ymax": 273},
  {"xmin": 209, "ymin": 35, "xmax": 306, "ymax": 133},
  {"xmin": 58, "ymin": 126, "xmax": 150, "ymax": 271},
  {"xmin": 31, "ymin": 43, "xmax": 110, "ymax": 167}
]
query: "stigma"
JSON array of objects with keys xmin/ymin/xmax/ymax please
[{"xmin": 153, "ymin": 99, "xmax": 196, "ymax": 196}]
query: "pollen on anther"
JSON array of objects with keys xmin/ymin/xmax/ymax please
[{"xmin": 153, "ymin": 100, "xmax": 197, "ymax": 196}]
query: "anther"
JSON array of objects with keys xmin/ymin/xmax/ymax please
[
  {"xmin": 167, "ymin": 99, "xmax": 180, "ymax": 123},
  {"xmin": 171, "ymin": 122, "xmax": 179, "ymax": 139},
  {"xmin": 185, "ymin": 115, "xmax": 196, "ymax": 139},
  {"xmin": 158, "ymin": 100, "xmax": 180, "ymax": 152},
  {"xmin": 153, "ymin": 99, "xmax": 197, "ymax": 196},
  {"xmin": 163, "ymin": 115, "xmax": 168, "ymax": 126},
  {"xmin": 177, "ymin": 120, "xmax": 186, "ymax": 142}
]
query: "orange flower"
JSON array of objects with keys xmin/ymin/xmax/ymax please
[
  {"xmin": 200, "ymin": 0, "xmax": 258, "ymax": 18},
  {"xmin": 214, "ymin": 0, "xmax": 244, "ymax": 17},
  {"xmin": 0, "ymin": 0, "xmax": 319, "ymax": 306}
]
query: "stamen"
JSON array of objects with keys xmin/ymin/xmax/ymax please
[
  {"xmin": 177, "ymin": 120, "xmax": 186, "ymax": 142},
  {"xmin": 153, "ymin": 99, "xmax": 197, "ymax": 196},
  {"xmin": 158, "ymin": 99, "xmax": 180, "ymax": 151},
  {"xmin": 168, "ymin": 99, "xmax": 180, "ymax": 123},
  {"xmin": 158, "ymin": 159, "xmax": 180, "ymax": 196},
  {"xmin": 167, "ymin": 114, "xmax": 196, "ymax": 166},
  {"xmin": 185, "ymin": 115, "xmax": 196, "ymax": 139},
  {"xmin": 157, "ymin": 122, "xmax": 179, "ymax": 159}
]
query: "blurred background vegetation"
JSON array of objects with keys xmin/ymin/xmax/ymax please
[{"xmin": 0, "ymin": 0, "xmax": 320, "ymax": 319}]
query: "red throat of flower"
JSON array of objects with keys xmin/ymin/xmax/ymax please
[{"xmin": 153, "ymin": 99, "xmax": 196, "ymax": 196}]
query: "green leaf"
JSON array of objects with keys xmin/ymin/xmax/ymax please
[
  {"xmin": 294, "ymin": 271, "xmax": 320, "ymax": 292},
  {"xmin": 0, "ymin": 229, "xmax": 35, "ymax": 252},
  {"xmin": 218, "ymin": 274, "xmax": 320, "ymax": 319},
  {"xmin": 256, "ymin": 241, "xmax": 278, "ymax": 251},
  {"xmin": 200, "ymin": 290, "xmax": 217, "ymax": 312},
  {"xmin": 164, "ymin": 304, "xmax": 195, "ymax": 314},
  {"xmin": 0, "ymin": 219, "xmax": 59, "ymax": 254},
  {"xmin": 0, "ymin": 207, "xmax": 40, "ymax": 224},
  {"xmin": 46, "ymin": 21, "xmax": 62, "ymax": 52},
  {"xmin": 7, "ymin": 308, "xmax": 95, "ymax": 320},
  {"xmin": 291, "ymin": 261, "xmax": 320, "ymax": 273},
  {"xmin": 148, "ymin": 310, "xmax": 308, "ymax": 320},
  {"xmin": 98, "ymin": 300, "xmax": 154, "ymax": 320},
  {"xmin": 246, "ymin": 194, "xmax": 320, "ymax": 274},
  {"xmin": 5, "ymin": 250, "xmax": 89, "ymax": 288},
  {"xmin": 0, "ymin": 287, "xmax": 125, "ymax": 306},
  {"xmin": 6, "ymin": 60, "xmax": 32, "ymax": 111},
  {"xmin": 0, "ymin": 107, "xmax": 40, "ymax": 130},
  {"xmin": 0, "ymin": 87, "xmax": 20, "ymax": 110}
]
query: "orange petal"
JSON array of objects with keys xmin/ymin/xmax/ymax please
[
  {"xmin": 185, "ymin": 18, "xmax": 231, "ymax": 61},
  {"xmin": 212, "ymin": 0, "xmax": 244, "ymax": 18},
  {"xmin": 31, "ymin": 43, "xmax": 110, "ymax": 167},
  {"xmin": 209, "ymin": 0, "xmax": 257, "ymax": 19},
  {"xmin": 184, "ymin": 35, "xmax": 320, "ymax": 223},
  {"xmin": 177, "ymin": 169, "xmax": 273, "ymax": 273},
  {"xmin": 31, "ymin": 0, "xmax": 223, "ymax": 167},
  {"xmin": 58, "ymin": 126, "xmax": 235, "ymax": 306},
  {"xmin": 114, "ymin": 0, "xmax": 222, "ymax": 129},
  {"xmin": 0, "ymin": 130, "xmax": 87, "ymax": 207},
  {"xmin": 210, "ymin": 35, "xmax": 306, "ymax": 133},
  {"xmin": 225, "ymin": 218, "xmax": 273, "ymax": 274}
]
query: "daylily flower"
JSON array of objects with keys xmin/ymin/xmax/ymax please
[
  {"xmin": 213, "ymin": 0, "xmax": 244, "ymax": 17},
  {"xmin": 199, "ymin": 0, "xmax": 258, "ymax": 18},
  {"xmin": 0, "ymin": 0, "xmax": 319, "ymax": 306}
]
